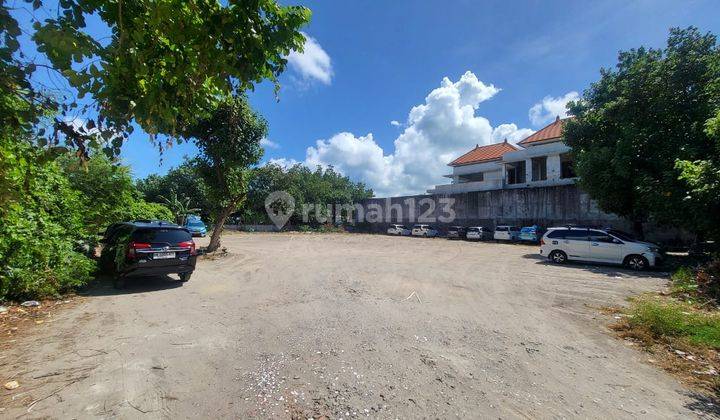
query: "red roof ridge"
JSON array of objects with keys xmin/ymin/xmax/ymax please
[
  {"xmin": 518, "ymin": 116, "xmax": 572, "ymax": 145},
  {"xmin": 449, "ymin": 140, "xmax": 519, "ymax": 167}
]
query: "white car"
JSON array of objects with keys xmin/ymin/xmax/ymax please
[
  {"xmin": 494, "ymin": 225, "xmax": 520, "ymax": 242},
  {"xmin": 387, "ymin": 224, "xmax": 411, "ymax": 236},
  {"xmin": 465, "ymin": 227, "xmax": 487, "ymax": 241},
  {"xmin": 539, "ymin": 227, "xmax": 663, "ymax": 270},
  {"xmin": 411, "ymin": 224, "xmax": 438, "ymax": 237}
]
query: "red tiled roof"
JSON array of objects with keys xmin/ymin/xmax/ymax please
[
  {"xmin": 517, "ymin": 116, "xmax": 570, "ymax": 145},
  {"xmin": 449, "ymin": 141, "xmax": 519, "ymax": 166}
]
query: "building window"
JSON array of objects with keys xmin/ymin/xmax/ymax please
[
  {"xmin": 560, "ymin": 153, "xmax": 576, "ymax": 178},
  {"xmin": 459, "ymin": 172, "xmax": 484, "ymax": 183},
  {"xmin": 506, "ymin": 161, "xmax": 526, "ymax": 184},
  {"xmin": 531, "ymin": 157, "xmax": 547, "ymax": 181}
]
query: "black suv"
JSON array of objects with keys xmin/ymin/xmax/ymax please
[{"xmin": 99, "ymin": 220, "xmax": 197, "ymax": 288}]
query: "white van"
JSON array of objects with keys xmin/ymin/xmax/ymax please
[{"xmin": 539, "ymin": 227, "xmax": 663, "ymax": 270}]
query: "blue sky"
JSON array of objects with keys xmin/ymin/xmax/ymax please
[{"xmin": 18, "ymin": 0, "xmax": 720, "ymax": 196}]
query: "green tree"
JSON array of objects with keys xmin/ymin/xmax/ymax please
[
  {"xmin": 183, "ymin": 96, "xmax": 265, "ymax": 252},
  {"xmin": 136, "ymin": 160, "xmax": 212, "ymax": 221},
  {"xmin": 564, "ymin": 27, "xmax": 720, "ymax": 238},
  {"xmin": 243, "ymin": 163, "xmax": 374, "ymax": 226},
  {"xmin": 58, "ymin": 150, "xmax": 173, "ymax": 233},
  {"xmin": 29, "ymin": 0, "xmax": 310, "ymax": 155},
  {"xmin": 158, "ymin": 190, "xmax": 200, "ymax": 225}
]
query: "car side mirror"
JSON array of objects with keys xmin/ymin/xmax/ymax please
[{"xmin": 613, "ymin": 239, "xmax": 622, "ymax": 244}]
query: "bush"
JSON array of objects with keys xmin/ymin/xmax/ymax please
[
  {"xmin": 0, "ymin": 140, "xmax": 95, "ymax": 301},
  {"xmin": 127, "ymin": 201, "xmax": 175, "ymax": 222}
]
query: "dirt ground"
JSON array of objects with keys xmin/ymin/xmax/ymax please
[{"xmin": 1, "ymin": 232, "xmax": 716, "ymax": 418}]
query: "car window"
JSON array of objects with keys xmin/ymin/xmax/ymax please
[
  {"xmin": 607, "ymin": 229, "xmax": 636, "ymax": 242},
  {"xmin": 132, "ymin": 228, "xmax": 192, "ymax": 244},
  {"xmin": 563, "ymin": 230, "xmax": 589, "ymax": 241},
  {"xmin": 496, "ymin": 227, "xmax": 508, "ymax": 232},
  {"xmin": 546, "ymin": 229, "xmax": 566, "ymax": 239},
  {"xmin": 589, "ymin": 231, "xmax": 615, "ymax": 243}
]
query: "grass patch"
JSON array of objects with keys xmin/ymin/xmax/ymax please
[
  {"xmin": 627, "ymin": 296, "xmax": 720, "ymax": 348},
  {"xmin": 671, "ymin": 266, "xmax": 699, "ymax": 295}
]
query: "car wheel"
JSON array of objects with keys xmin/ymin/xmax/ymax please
[
  {"xmin": 549, "ymin": 250, "xmax": 567, "ymax": 264},
  {"xmin": 179, "ymin": 272, "xmax": 192, "ymax": 282},
  {"xmin": 625, "ymin": 255, "xmax": 648, "ymax": 271}
]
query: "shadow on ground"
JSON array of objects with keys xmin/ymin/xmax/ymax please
[
  {"xmin": 521, "ymin": 253, "xmax": 670, "ymax": 279},
  {"xmin": 683, "ymin": 392, "xmax": 720, "ymax": 417},
  {"xmin": 80, "ymin": 274, "xmax": 185, "ymax": 297}
]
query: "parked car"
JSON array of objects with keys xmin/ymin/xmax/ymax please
[
  {"xmin": 519, "ymin": 225, "xmax": 543, "ymax": 243},
  {"xmin": 465, "ymin": 226, "xmax": 487, "ymax": 241},
  {"xmin": 387, "ymin": 224, "xmax": 411, "ymax": 236},
  {"xmin": 99, "ymin": 220, "xmax": 197, "ymax": 288},
  {"xmin": 411, "ymin": 224, "xmax": 438, "ymax": 237},
  {"xmin": 447, "ymin": 226, "xmax": 467, "ymax": 239},
  {"xmin": 184, "ymin": 216, "xmax": 208, "ymax": 237},
  {"xmin": 539, "ymin": 226, "xmax": 663, "ymax": 270},
  {"xmin": 494, "ymin": 225, "xmax": 521, "ymax": 242}
]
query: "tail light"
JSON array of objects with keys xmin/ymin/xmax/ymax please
[
  {"xmin": 127, "ymin": 241, "xmax": 151, "ymax": 258},
  {"xmin": 540, "ymin": 238, "xmax": 545, "ymax": 245},
  {"xmin": 178, "ymin": 241, "xmax": 196, "ymax": 255}
]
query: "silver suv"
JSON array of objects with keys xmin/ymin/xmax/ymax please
[{"xmin": 539, "ymin": 227, "xmax": 662, "ymax": 270}]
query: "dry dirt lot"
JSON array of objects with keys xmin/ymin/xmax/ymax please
[{"xmin": 0, "ymin": 232, "xmax": 715, "ymax": 418}]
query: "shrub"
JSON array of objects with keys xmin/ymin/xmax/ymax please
[{"xmin": 0, "ymin": 140, "xmax": 95, "ymax": 301}]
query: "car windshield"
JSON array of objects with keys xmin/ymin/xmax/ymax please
[
  {"xmin": 607, "ymin": 229, "xmax": 637, "ymax": 242},
  {"xmin": 188, "ymin": 221, "xmax": 204, "ymax": 227},
  {"xmin": 132, "ymin": 228, "xmax": 192, "ymax": 244},
  {"xmin": 521, "ymin": 227, "xmax": 536, "ymax": 233}
]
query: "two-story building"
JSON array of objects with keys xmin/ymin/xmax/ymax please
[{"xmin": 428, "ymin": 116, "xmax": 577, "ymax": 194}]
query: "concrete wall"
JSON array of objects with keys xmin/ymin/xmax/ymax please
[{"xmin": 353, "ymin": 184, "xmax": 689, "ymax": 244}]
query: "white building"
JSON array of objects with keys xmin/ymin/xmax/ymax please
[{"xmin": 428, "ymin": 117, "xmax": 577, "ymax": 194}]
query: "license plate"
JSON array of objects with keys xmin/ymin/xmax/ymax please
[{"xmin": 154, "ymin": 252, "xmax": 176, "ymax": 259}]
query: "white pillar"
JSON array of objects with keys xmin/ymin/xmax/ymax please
[
  {"xmin": 547, "ymin": 154, "xmax": 561, "ymax": 181},
  {"xmin": 525, "ymin": 159, "xmax": 532, "ymax": 183}
]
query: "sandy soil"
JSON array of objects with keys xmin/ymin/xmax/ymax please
[{"xmin": 0, "ymin": 232, "xmax": 715, "ymax": 418}]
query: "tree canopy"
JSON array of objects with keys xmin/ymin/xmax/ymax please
[
  {"xmin": 564, "ymin": 27, "xmax": 720, "ymax": 238},
  {"xmin": 4, "ymin": 0, "xmax": 310, "ymax": 156},
  {"xmin": 183, "ymin": 95, "xmax": 266, "ymax": 251}
]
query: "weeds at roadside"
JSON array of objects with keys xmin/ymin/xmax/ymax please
[{"xmin": 610, "ymin": 294, "xmax": 720, "ymax": 396}]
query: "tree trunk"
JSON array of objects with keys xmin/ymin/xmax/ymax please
[
  {"xmin": 632, "ymin": 219, "xmax": 645, "ymax": 240},
  {"xmin": 206, "ymin": 195, "xmax": 245, "ymax": 253}
]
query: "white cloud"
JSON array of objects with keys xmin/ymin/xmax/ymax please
[
  {"xmin": 390, "ymin": 120, "xmax": 401, "ymax": 127},
  {"xmin": 528, "ymin": 91, "xmax": 579, "ymax": 126},
  {"xmin": 492, "ymin": 123, "xmax": 535, "ymax": 143},
  {"xmin": 292, "ymin": 71, "xmax": 533, "ymax": 197},
  {"xmin": 267, "ymin": 158, "xmax": 300, "ymax": 169},
  {"xmin": 286, "ymin": 33, "xmax": 333, "ymax": 85},
  {"xmin": 260, "ymin": 138, "xmax": 280, "ymax": 149}
]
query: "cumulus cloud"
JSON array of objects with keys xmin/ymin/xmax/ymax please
[
  {"xmin": 292, "ymin": 71, "xmax": 533, "ymax": 197},
  {"xmin": 390, "ymin": 120, "xmax": 401, "ymax": 127},
  {"xmin": 286, "ymin": 33, "xmax": 333, "ymax": 85},
  {"xmin": 260, "ymin": 138, "xmax": 280, "ymax": 149},
  {"xmin": 267, "ymin": 157, "xmax": 300, "ymax": 169},
  {"xmin": 528, "ymin": 91, "xmax": 579, "ymax": 126}
]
